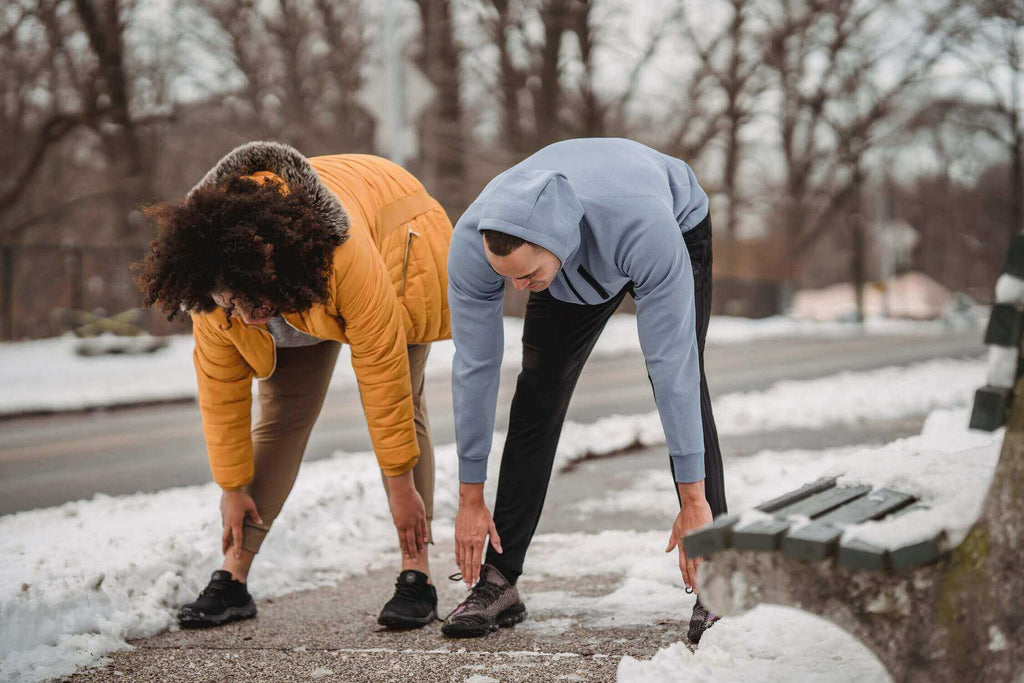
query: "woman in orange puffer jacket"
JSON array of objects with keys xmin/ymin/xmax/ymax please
[{"xmin": 135, "ymin": 141, "xmax": 452, "ymax": 630}]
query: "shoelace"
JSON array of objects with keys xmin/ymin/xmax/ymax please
[
  {"xmin": 200, "ymin": 579, "xmax": 231, "ymax": 598},
  {"xmin": 392, "ymin": 579, "xmax": 425, "ymax": 601},
  {"xmin": 442, "ymin": 572, "xmax": 503, "ymax": 622}
]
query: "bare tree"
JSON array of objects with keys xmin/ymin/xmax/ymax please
[
  {"xmin": 944, "ymin": 1, "xmax": 1024, "ymax": 239},
  {"xmin": 201, "ymin": 0, "xmax": 372, "ymax": 153},
  {"xmin": 757, "ymin": 0, "xmax": 965, "ymax": 320},
  {"xmin": 0, "ymin": 1, "xmax": 85, "ymax": 227},
  {"xmin": 412, "ymin": 0, "xmax": 467, "ymax": 214},
  {"xmin": 674, "ymin": 0, "xmax": 765, "ymax": 311}
]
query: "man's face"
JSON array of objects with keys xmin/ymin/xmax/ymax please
[
  {"xmin": 211, "ymin": 291, "xmax": 276, "ymax": 325},
  {"xmin": 483, "ymin": 240, "xmax": 562, "ymax": 292}
]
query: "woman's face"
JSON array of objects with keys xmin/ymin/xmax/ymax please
[{"xmin": 211, "ymin": 291, "xmax": 276, "ymax": 325}]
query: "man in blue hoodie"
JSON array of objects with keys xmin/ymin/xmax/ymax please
[{"xmin": 443, "ymin": 138, "xmax": 725, "ymax": 642}]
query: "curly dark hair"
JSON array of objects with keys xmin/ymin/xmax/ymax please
[{"xmin": 133, "ymin": 175, "xmax": 345, "ymax": 321}]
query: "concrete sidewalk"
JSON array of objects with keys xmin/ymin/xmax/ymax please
[
  {"xmin": 70, "ymin": 552, "xmax": 687, "ymax": 682},
  {"xmin": 69, "ymin": 420, "xmax": 924, "ymax": 683}
]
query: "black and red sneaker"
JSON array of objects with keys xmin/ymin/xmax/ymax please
[{"xmin": 177, "ymin": 570, "xmax": 257, "ymax": 628}]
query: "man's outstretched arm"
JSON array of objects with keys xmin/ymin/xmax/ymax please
[{"xmin": 448, "ymin": 209, "xmax": 506, "ymax": 585}]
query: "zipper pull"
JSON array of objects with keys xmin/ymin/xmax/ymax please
[{"xmin": 402, "ymin": 227, "xmax": 420, "ymax": 296}]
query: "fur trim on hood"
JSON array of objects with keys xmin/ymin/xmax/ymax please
[{"xmin": 190, "ymin": 141, "xmax": 350, "ymax": 241}]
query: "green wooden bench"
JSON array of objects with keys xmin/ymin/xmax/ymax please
[{"xmin": 683, "ymin": 236, "xmax": 1024, "ymax": 682}]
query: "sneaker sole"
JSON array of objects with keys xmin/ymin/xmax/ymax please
[
  {"xmin": 441, "ymin": 602, "xmax": 527, "ymax": 638},
  {"xmin": 178, "ymin": 601, "xmax": 258, "ymax": 629},
  {"xmin": 377, "ymin": 608, "xmax": 438, "ymax": 630}
]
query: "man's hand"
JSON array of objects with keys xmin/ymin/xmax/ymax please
[
  {"xmin": 386, "ymin": 471, "xmax": 428, "ymax": 560},
  {"xmin": 455, "ymin": 483, "xmax": 502, "ymax": 588},
  {"xmin": 220, "ymin": 489, "xmax": 263, "ymax": 559},
  {"xmin": 665, "ymin": 479, "xmax": 713, "ymax": 591}
]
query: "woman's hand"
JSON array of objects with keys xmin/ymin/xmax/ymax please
[
  {"xmin": 220, "ymin": 489, "xmax": 263, "ymax": 559},
  {"xmin": 386, "ymin": 472, "xmax": 428, "ymax": 560}
]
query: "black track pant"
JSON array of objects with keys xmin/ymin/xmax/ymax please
[{"xmin": 486, "ymin": 211, "xmax": 727, "ymax": 584}]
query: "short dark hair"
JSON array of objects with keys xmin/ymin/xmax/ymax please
[
  {"xmin": 481, "ymin": 229, "xmax": 531, "ymax": 257},
  {"xmin": 133, "ymin": 175, "xmax": 343, "ymax": 321}
]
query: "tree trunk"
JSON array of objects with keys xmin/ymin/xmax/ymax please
[{"xmin": 414, "ymin": 0, "xmax": 466, "ymax": 215}]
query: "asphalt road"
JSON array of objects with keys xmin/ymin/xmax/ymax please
[{"xmin": 0, "ymin": 330, "xmax": 984, "ymax": 516}]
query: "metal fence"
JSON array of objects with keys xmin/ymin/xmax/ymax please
[{"xmin": 0, "ymin": 244, "xmax": 190, "ymax": 341}]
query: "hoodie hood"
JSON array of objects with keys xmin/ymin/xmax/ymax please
[
  {"xmin": 477, "ymin": 169, "xmax": 582, "ymax": 263},
  {"xmin": 189, "ymin": 140, "xmax": 350, "ymax": 242}
]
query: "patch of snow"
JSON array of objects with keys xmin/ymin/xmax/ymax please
[
  {"xmin": 554, "ymin": 358, "xmax": 984, "ymax": 473},
  {"xmin": 616, "ymin": 607, "xmax": 889, "ymax": 682},
  {"xmin": 0, "ymin": 315, "xmax": 963, "ymax": 416}
]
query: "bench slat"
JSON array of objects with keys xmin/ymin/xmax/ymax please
[
  {"xmin": 781, "ymin": 489, "xmax": 916, "ymax": 562},
  {"xmin": 683, "ymin": 478, "xmax": 839, "ymax": 558},
  {"xmin": 890, "ymin": 533, "xmax": 945, "ymax": 569},
  {"xmin": 682, "ymin": 515, "xmax": 741, "ymax": 558},
  {"xmin": 733, "ymin": 486, "xmax": 871, "ymax": 552},
  {"xmin": 756, "ymin": 477, "xmax": 838, "ymax": 513},
  {"xmin": 733, "ymin": 519, "xmax": 792, "ymax": 551},
  {"xmin": 837, "ymin": 539, "xmax": 889, "ymax": 571}
]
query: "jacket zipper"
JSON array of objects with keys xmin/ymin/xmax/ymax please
[
  {"xmin": 561, "ymin": 270, "xmax": 587, "ymax": 303},
  {"xmin": 402, "ymin": 227, "xmax": 419, "ymax": 296},
  {"xmin": 576, "ymin": 265, "xmax": 610, "ymax": 299}
]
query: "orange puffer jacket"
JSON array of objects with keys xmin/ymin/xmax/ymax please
[{"xmin": 189, "ymin": 142, "xmax": 452, "ymax": 488}]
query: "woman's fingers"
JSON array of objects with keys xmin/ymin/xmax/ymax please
[
  {"xmin": 248, "ymin": 503, "xmax": 263, "ymax": 527},
  {"xmin": 405, "ymin": 526, "xmax": 419, "ymax": 561},
  {"xmin": 222, "ymin": 524, "xmax": 231, "ymax": 555}
]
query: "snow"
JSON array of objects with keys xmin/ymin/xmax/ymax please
[
  {"xmin": 828, "ymin": 408, "xmax": 1001, "ymax": 548},
  {"xmin": 790, "ymin": 272, "xmax": 962, "ymax": 321},
  {"xmin": 602, "ymin": 409, "xmax": 1001, "ymax": 682},
  {"xmin": 0, "ymin": 360, "xmax": 996, "ymax": 681},
  {"xmin": 616, "ymin": 609, "xmax": 889, "ymax": 683},
  {"xmin": 0, "ymin": 314, "xmax": 960, "ymax": 416},
  {"xmin": 554, "ymin": 357, "xmax": 985, "ymax": 474}
]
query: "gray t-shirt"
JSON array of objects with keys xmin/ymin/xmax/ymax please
[{"xmin": 265, "ymin": 316, "xmax": 323, "ymax": 348}]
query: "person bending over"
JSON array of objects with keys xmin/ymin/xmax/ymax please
[
  {"xmin": 444, "ymin": 137, "xmax": 726, "ymax": 644},
  {"xmin": 135, "ymin": 142, "xmax": 451, "ymax": 630}
]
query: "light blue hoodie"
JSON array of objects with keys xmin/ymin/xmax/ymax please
[{"xmin": 448, "ymin": 138, "xmax": 709, "ymax": 484}]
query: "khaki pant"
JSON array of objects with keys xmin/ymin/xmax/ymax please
[{"xmin": 241, "ymin": 341, "xmax": 435, "ymax": 553}]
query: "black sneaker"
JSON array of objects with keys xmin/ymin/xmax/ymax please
[
  {"xmin": 377, "ymin": 570, "xmax": 438, "ymax": 629},
  {"xmin": 687, "ymin": 596, "xmax": 720, "ymax": 645},
  {"xmin": 441, "ymin": 564, "xmax": 526, "ymax": 638},
  {"xmin": 177, "ymin": 570, "xmax": 257, "ymax": 629}
]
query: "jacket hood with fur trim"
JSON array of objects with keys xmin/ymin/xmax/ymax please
[{"xmin": 190, "ymin": 141, "xmax": 350, "ymax": 243}]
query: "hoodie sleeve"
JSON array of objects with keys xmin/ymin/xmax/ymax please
[
  {"xmin": 447, "ymin": 204, "xmax": 506, "ymax": 483},
  {"xmin": 616, "ymin": 197, "xmax": 706, "ymax": 483}
]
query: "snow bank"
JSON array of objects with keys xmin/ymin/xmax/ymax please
[
  {"xmin": 554, "ymin": 357, "xmax": 985, "ymax": 473},
  {"xmin": 617, "ymin": 607, "xmax": 889, "ymax": 682},
  {"xmin": 0, "ymin": 314, "xmax": 957, "ymax": 416},
  {"xmin": 831, "ymin": 408, "xmax": 1002, "ymax": 548}
]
